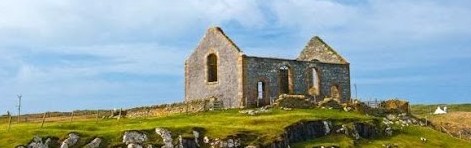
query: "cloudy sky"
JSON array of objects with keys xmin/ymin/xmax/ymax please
[{"xmin": 1, "ymin": 0, "xmax": 470, "ymax": 113}]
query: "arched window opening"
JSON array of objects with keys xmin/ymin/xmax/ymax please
[
  {"xmin": 312, "ymin": 68, "xmax": 320, "ymax": 90},
  {"xmin": 257, "ymin": 81, "xmax": 265, "ymax": 99},
  {"xmin": 308, "ymin": 68, "xmax": 320, "ymax": 96},
  {"xmin": 279, "ymin": 66, "xmax": 290, "ymax": 94},
  {"xmin": 207, "ymin": 54, "xmax": 217, "ymax": 82},
  {"xmin": 330, "ymin": 85, "xmax": 341, "ymax": 100}
]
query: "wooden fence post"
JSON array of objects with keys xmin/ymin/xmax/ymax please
[
  {"xmin": 41, "ymin": 112, "xmax": 47, "ymax": 128},
  {"xmin": 96, "ymin": 110, "xmax": 99, "ymax": 123},
  {"xmin": 70, "ymin": 111, "xmax": 75, "ymax": 123}
]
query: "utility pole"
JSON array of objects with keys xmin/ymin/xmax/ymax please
[
  {"xmin": 7, "ymin": 111, "xmax": 12, "ymax": 131},
  {"xmin": 17, "ymin": 95, "xmax": 22, "ymax": 123}
]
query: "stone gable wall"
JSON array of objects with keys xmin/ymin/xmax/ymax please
[{"xmin": 185, "ymin": 28, "xmax": 243, "ymax": 108}]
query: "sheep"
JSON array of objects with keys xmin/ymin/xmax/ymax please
[{"xmin": 420, "ymin": 137, "xmax": 427, "ymax": 143}]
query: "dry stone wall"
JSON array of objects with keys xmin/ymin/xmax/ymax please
[{"xmin": 126, "ymin": 99, "xmax": 223, "ymax": 118}]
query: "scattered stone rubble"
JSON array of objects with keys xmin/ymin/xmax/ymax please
[
  {"xmin": 206, "ymin": 137, "xmax": 242, "ymax": 148},
  {"xmin": 238, "ymin": 106, "xmax": 271, "ymax": 115}
]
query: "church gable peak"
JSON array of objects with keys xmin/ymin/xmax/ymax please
[
  {"xmin": 203, "ymin": 26, "xmax": 242, "ymax": 53},
  {"xmin": 297, "ymin": 36, "xmax": 348, "ymax": 64}
]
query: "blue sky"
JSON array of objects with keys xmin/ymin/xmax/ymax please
[{"xmin": 1, "ymin": 0, "xmax": 470, "ymax": 113}]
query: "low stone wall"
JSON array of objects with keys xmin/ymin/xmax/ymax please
[{"xmin": 126, "ymin": 98, "xmax": 223, "ymax": 118}]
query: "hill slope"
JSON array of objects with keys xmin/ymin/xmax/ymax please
[{"xmin": 1, "ymin": 108, "xmax": 470, "ymax": 147}]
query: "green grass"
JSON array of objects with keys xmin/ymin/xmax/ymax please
[
  {"xmin": 360, "ymin": 126, "xmax": 469, "ymax": 147},
  {"xmin": 0, "ymin": 108, "xmax": 369, "ymax": 147},
  {"xmin": 2, "ymin": 107, "xmax": 470, "ymax": 147}
]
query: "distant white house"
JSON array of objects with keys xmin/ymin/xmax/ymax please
[{"xmin": 433, "ymin": 106, "xmax": 447, "ymax": 114}]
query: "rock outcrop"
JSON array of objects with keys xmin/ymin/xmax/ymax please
[
  {"xmin": 155, "ymin": 128, "xmax": 174, "ymax": 148},
  {"xmin": 84, "ymin": 137, "xmax": 102, "ymax": 148},
  {"xmin": 27, "ymin": 136, "xmax": 52, "ymax": 148},
  {"xmin": 354, "ymin": 122, "xmax": 377, "ymax": 139},
  {"xmin": 263, "ymin": 120, "xmax": 331, "ymax": 148}
]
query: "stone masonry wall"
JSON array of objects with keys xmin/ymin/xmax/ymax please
[
  {"xmin": 243, "ymin": 56, "xmax": 350, "ymax": 107},
  {"xmin": 185, "ymin": 27, "xmax": 243, "ymax": 108}
]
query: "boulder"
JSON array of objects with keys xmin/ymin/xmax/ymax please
[
  {"xmin": 155, "ymin": 128, "xmax": 173, "ymax": 148},
  {"xmin": 84, "ymin": 138, "xmax": 102, "ymax": 148},
  {"xmin": 192, "ymin": 130, "xmax": 200, "ymax": 146},
  {"xmin": 60, "ymin": 133, "xmax": 80, "ymax": 148},
  {"xmin": 123, "ymin": 131, "xmax": 148, "ymax": 145},
  {"xmin": 27, "ymin": 136, "xmax": 51, "ymax": 148}
]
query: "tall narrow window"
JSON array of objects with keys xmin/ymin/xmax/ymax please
[
  {"xmin": 207, "ymin": 54, "xmax": 217, "ymax": 82},
  {"xmin": 279, "ymin": 66, "xmax": 290, "ymax": 94},
  {"xmin": 257, "ymin": 81, "xmax": 265, "ymax": 99},
  {"xmin": 312, "ymin": 68, "xmax": 319, "ymax": 90}
]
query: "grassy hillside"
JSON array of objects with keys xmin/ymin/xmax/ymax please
[
  {"xmin": 410, "ymin": 104, "xmax": 471, "ymax": 142},
  {"xmin": 0, "ymin": 108, "xmax": 470, "ymax": 147},
  {"xmin": 293, "ymin": 125, "xmax": 468, "ymax": 148},
  {"xmin": 0, "ymin": 109, "xmax": 369, "ymax": 147}
]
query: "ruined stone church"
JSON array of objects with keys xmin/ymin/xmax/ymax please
[{"xmin": 185, "ymin": 27, "xmax": 350, "ymax": 108}]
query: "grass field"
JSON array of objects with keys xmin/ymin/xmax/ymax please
[
  {"xmin": 1, "ymin": 107, "xmax": 470, "ymax": 147},
  {"xmin": 0, "ymin": 108, "xmax": 370, "ymax": 147}
]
